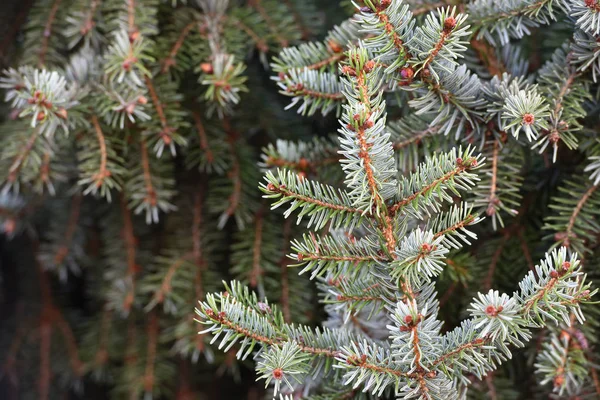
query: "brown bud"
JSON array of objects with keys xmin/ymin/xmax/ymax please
[
  {"xmin": 55, "ymin": 107, "xmax": 68, "ymax": 120},
  {"xmin": 550, "ymin": 270, "xmax": 559, "ymax": 279},
  {"xmin": 36, "ymin": 111, "xmax": 46, "ymax": 121},
  {"xmin": 266, "ymin": 182, "xmax": 276, "ymax": 191}
]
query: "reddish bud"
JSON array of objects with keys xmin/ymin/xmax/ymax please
[
  {"xmin": 3, "ymin": 219, "xmax": 16, "ymax": 234},
  {"xmin": 485, "ymin": 305, "xmax": 497, "ymax": 316},
  {"xmin": 443, "ymin": 17, "xmax": 457, "ymax": 32},
  {"xmin": 36, "ymin": 112, "xmax": 46, "ymax": 121},
  {"xmin": 341, "ymin": 66, "xmax": 356, "ymax": 76},
  {"xmin": 421, "ymin": 243, "xmax": 432, "ymax": 252},
  {"xmin": 266, "ymin": 182, "xmax": 276, "ymax": 191},
  {"xmin": 404, "ymin": 315, "xmax": 413, "ymax": 325},
  {"xmin": 522, "ymin": 113, "xmax": 535, "ymax": 125},
  {"xmin": 550, "ymin": 270, "xmax": 559, "ymax": 279},
  {"xmin": 125, "ymin": 103, "xmax": 136, "ymax": 115},
  {"xmin": 200, "ymin": 63, "xmax": 214, "ymax": 74},
  {"xmin": 272, "ymin": 368, "xmax": 284, "ymax": 380},
  {"xmin": 129, "ymin": 31, "xmax": 140, "ymax": 43},
  {"xmin": 562, "ymin": 261, "xmax": 571, "ymax": 271},
  {"xmin": 364, "ymin": 60, "xmax": 376, "ymax": 73},
  {"xmin": 553, "ymin": 374, "xmax": 565, "ymax": 387},
  {"xmin": 400, "ymin": 67, "xmax": 414, "ymax": 80},
  {"xmin": 297, "ymin": 253, "xmax": 304, "ymax": 262},
  {"xmin": 137, "ymin": 95, "xmax": 148, "ymax": 105}
]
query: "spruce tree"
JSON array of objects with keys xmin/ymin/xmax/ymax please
[{"xmin": 1, "ymin": 0, "xmax": 600, "ymax": 399}]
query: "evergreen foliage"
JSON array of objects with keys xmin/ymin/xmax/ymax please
[{"xmin": 2, "ymin": 0, "xmax": 600, "ymax": 399}]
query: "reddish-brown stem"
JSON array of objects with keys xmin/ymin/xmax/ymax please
[
  {"xmin": 210, "ymin": 312, "xmax": 340, "ymax": 358},
  {"xmin": 140, "ymin": 139, "xmax": 157, "ymax": 207},
  {"xmin": 39, "ymin": 317, "xmax": 52, "ymax": 400},
  {"xmin": 485, "ymin": 374, "xmax": 498, "ymax": 400},
  {"xmin": 193, "ymin": 193, "xmax": 206, "ymax": 352},
  {"xmin": 39, "ymin": 152, "xmax": 51, "ymax": 185},
  {"xmin": 127, "ymin": 0, "xmax": 136, "ymax": 34},
  {"xmin": 298, "ymin": 253, "xmax": 387, "ymax": 263},
  {"xmin": 192, "ymin": 112, "xmax": 214, "ymax": 164},
  {"xmin": 564, "ymin": 185, "xmax": 599, "ymax": 246},
  {"xmin": 154, "ymin": 254, "xmax": 193, "ymax": 304},
  {"xmin": 288, "ymin": 85, "xmax": 345, "ymax": 101},
  {"xmin": 433, "ymin": 214, "xmax": 475, "ymax": 239},
  {"xmin": 161, "ymin": 21, "xmax": 196, "ymax": 73},
  {"xmin": 389, "ymin": 166, "xmax": 468, "ymax": 214},
  {"xmin": 8, "ymin": 131, "xmax": 38, "ymax": 183},
  {"xmin": 269, "ymin": 185, "xmax": 364, "ymax": 215},
  {"xmin": 52, "ymin": 307, "xmax": 84, "ymax": 376},
  {"xmin": 192, "ymin": 192, "xmax": 204, "ymax": 270},
  {"xmin": 54, "ymin": 194, "xmax": 82, "ymax": 265},
  {"xmin": 144, "ymin": 76, "xmax": 174, "ymax": 144},
  {"xmin": 223, "ymin": 121, "xmax": 242, "ymax": 218},
  {"xmin": 487, "ymin": 140, "xmax": 499, "ymax": 215},
  {"xmin": 484, "ymin": 235, "xmax": 508, "ymax": 290},
  {"xmin": 38, "ymin": 0, "xmax": 62, "ymax": 67},
  {"xmin": 91, "ymin": 115, "xmax": 109, "ymax": 187},
  {"xmin": 280, "ymin": 219, "xmax": 292, "ymax": 322},
  {"xmin": 120, "ymin": 195, "xmax": 138, "ymax": 312},
  {"xmin": 470, "ymin": 38, "xmax": 506, "ymax": 77},
  {"xmin": 143, "ymin": 312, "xmax": 159, "ymax": 393},
  {"xmin": 249, "ymin": 210, "xmax": 265, "ymax": 288},
  {"xmin": 95, "ymin": 309, "xmax": 112, "ymax": 366},
  {"xmin": 591, "ymin": 366, "xmax": 600, "ymax": 397},
  {"xmin": 232, "ymin": 17, "xmax": 269, "ymax": 53},
  {"xmin": 374, "ymin": 7, "xmax": 407, "ymax": 59},
  {"xmin": 282, "ymin": 0, "xmax": 310, "ymax": 39},
  {"xmin": 249, "ymin": 0, "xmax": 288, "ymax": 47},
  {"xmin": 518, "ymin": 229, "xmax": 535, "ymax": 271},
  {"xmin": 438, "ymin": 282, "xmax": 458, "ymax": 307},
  {"xmin": 393, "ymin": 126, "xmax": 440, "ymax": 150},
  {"xmin": 432, "ymin": 337, "xmax": 492, "ymax": 367},
  {"xmin": 421, "ymin": 30, "xmax": 451, "ymax": 72}
]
